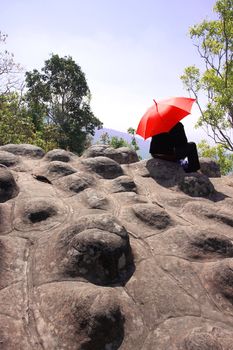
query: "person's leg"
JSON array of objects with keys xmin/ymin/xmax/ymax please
[
  {"xmin": 175, "ymin": 142, "xmax": 200, "ymax": 172},
  {"xmin": 186, "ymin": 142, "xmax": 200, "ymax": 172}
]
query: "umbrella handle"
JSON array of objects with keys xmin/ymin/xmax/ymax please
[{"xmin": 153, "ymin": 99, "xmax": 158, "ymax": 112}]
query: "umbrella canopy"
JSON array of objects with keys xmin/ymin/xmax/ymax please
[{"xmin": 136, "ymin": 97, "xmax": 196, "ymax": 140}]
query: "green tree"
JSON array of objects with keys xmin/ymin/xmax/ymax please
[
  {"xmin": 127, "ymin": 127, "xmax": 140, "ymax": 153},
  {"xmin": 180, "ymin": 0, "xmax": 233, "ymax": 152},
  {"xmin": 98, "ymin": 132, "xmax": 130, "ymax": 148},
  {"xmin": 109, "ymin": 136, "xmax": 130, "ymax": 148},
  {"xmin": 0, "ymin": 92, "xmax": 59, "ymax": 151},
  {"xmin": 25, "ymin": 54, "xmax": 103, "ymax": 154},
  {"xmin": 198, "ymin": 139, "xmax": 233, "ymax": 174},
  {"xmin": 0, "ymin": 93, "xmax": 35, "ymax": 145},
  {"xmin": 97, "ymin": 128, "xmax": 142, "ymax": 159}
]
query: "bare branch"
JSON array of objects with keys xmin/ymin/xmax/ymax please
[{"xmin": 0, "ymin": 31, "xmax": 23, "ymax": 93}]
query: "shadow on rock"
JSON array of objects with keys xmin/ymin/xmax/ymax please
[
  {"xmin": 178, "ymin": 173, "xmax": 229, "ymax": 202},
  {"xmin": 0, "ymin": 167, "xmax": 19, "ymax": 203},
  {"xmin": 188, "ymin": 232, "xmax": 233, "ymax": 260},
  {"xmin": 146, "ymin": 158, "xmax": 227, "ymax": 201},
  {"xmin": 146, "ymin": 158, "xmax": 184, "ymax": 188}
]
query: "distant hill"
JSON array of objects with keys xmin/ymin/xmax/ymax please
[{"xmin": 93, "ymin": 128, "xmax": 150, "ymax": 160}]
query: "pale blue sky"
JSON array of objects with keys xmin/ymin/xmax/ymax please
[{"xmin": 2, "ymin": 0, "xmax": 217, "ymax": 142}]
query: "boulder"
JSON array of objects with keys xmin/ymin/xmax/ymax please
[
  {"xmin": 44, "ymin": 149, "xmax": 75, "ymax": 162},
  {"xmin": 109, "ymin": 175, "xmax": 137, "ymax": 193},
  {"xmin": 83, "ymin": 145, "xmax": 139, "ymax": 164},
  {"xmin": 81, "ymin": 156, "xmax": 124, "ymax": 179},
  {"xmin": 0, "ymin": 167, "xmax": 19, "ymax": 203},
  {"xmin": 0, "ymin": 143, "xmax": 45, "ymax": 158},
  {"xmin": 178, "ymin": 172, "xmax": 215, "ymax": 197},
  {"xmin": 200, "ymin": 157, "xmax": 221, "ymax": 177},
  {"xmin": 146, "ymin": 158, "xmax": 185, "ymax": 187},
  {"xmin": 33, "ymin": 161, "xmax": 77, "ymax": 182},
  {"xmin": 0, "ymin": 151, "xmax": 20, "ymax": 167}
]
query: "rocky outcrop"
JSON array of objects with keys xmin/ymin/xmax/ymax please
[
  {"xmin": 0, "ymin": 166, "xmax": 19, "ymax": 202},
  {"xmin": 0, "ymin": 143, "xmax": 45, "ymax": 158},
  {"xmin": 178, "ymin": 172, "xmax": 215, "ymax": 197},
  {"xmin": 200, "ymin": 157, "xmax": 221, "ymax": 178},
  {"xmin": 82, "ymin": 144, "xmax": 139, "ymax": 164},
  {"xmin": 0, "ymin": 143, "xmax": 233, "ymax": 349}
]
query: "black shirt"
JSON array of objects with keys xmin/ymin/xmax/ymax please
[{"xmin": 149, "ymin": 122, "xmax": 188, "ymax": 155}]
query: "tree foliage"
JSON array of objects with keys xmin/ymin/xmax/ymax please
[
  {"xmin": 0, "ymin": 93, "xmax": 59, "ymax": 151},
  {"xmin": 97, "ymin": 128, "xmax": 142, "ymax": 159},
  {"xmin": 181, "ymin": 0, "xmax": 233, "ymax": 152},
  {"xmin": 0, "ymin": 93, "xmax": 35, "ymax": 145},
  {"xmin": 127, "ymin": 127, "xmax": 140, "ymax": 152},
  {"xmin": 98, "ymin": 132, "xmax": 130, "ymax": 148},
  {"xmin": 25, "ymin": 54, "xmax": 102, "ymax": 154}
]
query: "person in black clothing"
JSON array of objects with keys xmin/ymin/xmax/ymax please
[{"xmin": 149, "ymin": 122, "xmax": 200, "ymax": 173}]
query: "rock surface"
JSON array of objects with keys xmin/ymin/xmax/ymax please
[
  {"xmin": 82, "ymin": 144, "xmax": 139, "ymax": 164},
  {"xmin": 1, "ymin": 143, "xmax": 233, "ymax": 349},
  {"xmin": 200, "ymin": 157, "xmax": 221, "ymax": 178}
]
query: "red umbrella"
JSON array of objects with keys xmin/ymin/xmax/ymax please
[{"xmin": 136, "ymin": 97, "xmax": 196, "ymax": 140}]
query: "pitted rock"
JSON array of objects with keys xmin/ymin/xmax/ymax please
[
  {"xmin": 60, "ymin": 213, "xmax": 128, "ymax": 239},
  {"xmin": 132, "ymin": 203, "xmax": 172, "ymax": 230},
  {"xmin": 82, "ymin": 145, "xmax": 139, "ymax": 164},
  {"xmin": 44, "ymin": 149, "xmax": 75, "ymax": 162},
  {"xmin": 213, "ymin": 260, "xmax": 233, "ymax": 304},
  {"xmin": 109, "ymin": 175, "xmax": 137, "ymax": 193},
  {"xmin": 1, "ymin": 143, "xmax": 233, "ymax": 349},
  {"xmin": 84, "ymin": 188, "xmax": 109, "ymax": 209},
  {"xmin": 37, "ymin": 283, "xmax": 125, "ymax": 350},
  {"xmin": 82, "ymin": 144, "xmax": 109, "ymax": 158},
  {"xmin": 200, "ymin": 157, "xmax": 221, "ymax": 178},
  {"xmin": 146, "ymin": 158, "xmax": 185, "ymax": 186},
  {"xmin": 187, "ymin": 231, "xmax": 233, "ymax": 260},
  {"xmin": 0, "ymin": 151, "xmax": 20, "ymax": 167},
  {"xmin": 184, "ymin": 202, "xmax": 233, "ymax": 228},
  {"xmin": 0, "ymin": 143, "xmax": 45, "ymax": 158},
  {"xmin": 103, "ymin": 146, "xmax": 139, "ymax": 164},
  {"xmin": 33, "ymin": 161, "xmax": 77, "ymax": 181},
  {"xmin": 13, "ymin": 196, "xmax": 66, "ymax": 231},
  {"xmin": 81, "ymin": 156, "xmax": 124, "ymax": 179},
  {"xmin": 0, "ymin": 236, "xmax": 26, "ymax": 290},
  {"xmin": 62, "ymin": 227, "xmax": 133, "ymax": 285},
  {"xmin": 182, "ymin": 329, "xmax": 222, "ymax": 350},
  {"xmin": 178, "ymin": 173, "xmax": 215, "ymax": 197},
  {"xmin": 55, "ymin": 172, "xmax": 95, "ymax": 194},
  {"xmin": 0, "ymin": 167, "xmax": 19, "ymax": 203},
  {"xmin": 38, "ymin": 214, "xmax": 134, "ymax": 285},
  {"xmin": 0, "ymin": 202, "xmax": 13, "ymax": 234}
]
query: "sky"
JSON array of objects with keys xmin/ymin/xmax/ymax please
[{"xmin": 1, "ymin": 0, "xmax": 217, "ymax": 143}]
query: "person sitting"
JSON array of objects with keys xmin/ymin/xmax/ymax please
[{"xmin": 149, "ymin": 122, "xmax": 200, "ymax": 173}]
